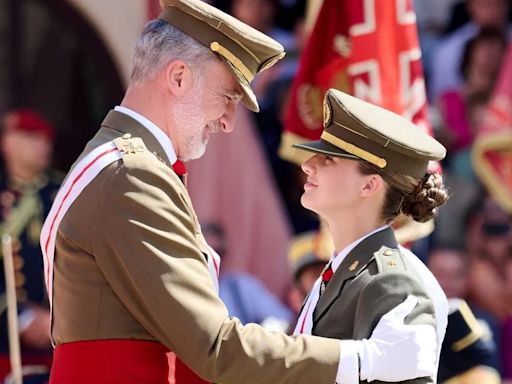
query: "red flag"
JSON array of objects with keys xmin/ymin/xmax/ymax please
[
  {"xmin": 473, "ymin": 43, "xmax": 512, "ymax": 213},
  {"xmin": 280, "ymin": 0, "xmax": 433, "ymax": 168}
]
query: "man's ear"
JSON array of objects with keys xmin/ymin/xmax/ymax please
[
  {"xmin": 361, "ymin": 174, "xmax": 385, "ymax": 197},
  {"xmin": 164, "ymin": 59, "xmax": 194, "ymax": 96}
]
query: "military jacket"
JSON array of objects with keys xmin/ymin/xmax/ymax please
[
  {"xmin": 51, "ymin": 110, "xmax": 340, "ymax": 384},
  {"xmin": 312, "ymin": 227, "xmax": 443, "ymax": 384}
]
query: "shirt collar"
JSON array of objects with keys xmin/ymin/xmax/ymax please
[
  {"xmin": 114, "ymin": 106, "xmax": 178, "ymax": 165},
  {"xmin": 331, "ymin": 225, "xmax": 390, "ymax": 273}
]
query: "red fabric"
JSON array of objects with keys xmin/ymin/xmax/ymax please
[
  {"xmin": 50, "ymin": 340, "xmax": 208, "ymax": 384},
  {"xmin": 321, "ymin": 264, "xmax": 334, "ymax": 284},
  {"xmin": 172, "ymin": 160, "xmax": 187, "ymax": 176},
  {"xmin": 438, "ymin": 90, "xmax": 473, "ymax": 152},
  {"xmin": 0, "ymin": 353, "xmax": 52, "ymax": 381},
  {"xmin": 473, "ymin": 43, "xmax": 512, "ymax": 212},
  {"xmin": 172, "ymin": 354, "xmax": 209, "ymax": 384},
  {"xmin": 2, "ymin": 108, "xmax": 55, "ymax": 141},
  {"xmin": 282, "ymin": 0, "xmax": 436, "ymax": 170}
]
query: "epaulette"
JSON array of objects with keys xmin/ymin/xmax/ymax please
[
  {"xmin": 447, "ymin": 300, "xmax": 484, "ymax": 352},
  {"xmin": 113, "ymin": 134, "xmax": 147, "ymax": 162},
  {"xmin": 373, "ymin": 246, "xmax": 406, "ymax": 273}
]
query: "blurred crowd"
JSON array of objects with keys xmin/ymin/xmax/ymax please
[{"xmin": 1, "ymin": 0, "xmax": 512, "ymax": 382}]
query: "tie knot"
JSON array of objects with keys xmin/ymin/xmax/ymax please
[
  {"xmin": 172, "ymin": 160, "xmax": 187, "ymax": 176},
  {"xmin": 321, "ymin": 265, "xmax": 334, "ymax": 283}
]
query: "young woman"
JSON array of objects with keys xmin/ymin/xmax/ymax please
[{"xmin": 293, "ymin": 89, "xmax": 450, "ymax": 383}]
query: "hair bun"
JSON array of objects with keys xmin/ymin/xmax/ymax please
[{"xmin": 402, "ymin": 173, "xmax": 449, "ymax": 223}]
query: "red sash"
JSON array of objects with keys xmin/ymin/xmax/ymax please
[{"xmin": 50, "ymin": 340, "xmax": 208, "ymax": 384}]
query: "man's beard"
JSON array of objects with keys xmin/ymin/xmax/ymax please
[
  {"xmin": 182, "ymin": 119, "xmax": 223, "ymax": 161},
  {"xmin": 173, "ymin": 100, "xmax": 223, "ymax": 161}
]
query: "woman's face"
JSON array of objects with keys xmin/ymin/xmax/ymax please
[{"xmin": 300, "ymin": 154, "xmax": 369, "ymax": 219}]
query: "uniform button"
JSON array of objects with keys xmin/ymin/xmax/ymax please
[
  {"xmin": 122, "ymin": 133, "xmax": 132, "ymax": 139},
  {"xmin": 383, "ymin": 249, "xmax": 393, "ymax": 256}
]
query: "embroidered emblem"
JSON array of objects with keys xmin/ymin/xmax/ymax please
[{"xmin": 349, "ymin": 260, "xmax": 359, "ymax": 271}]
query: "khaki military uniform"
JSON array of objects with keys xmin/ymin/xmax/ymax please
[{"xmin": 51, "ymin": 110, "xmax": 339, "ymax": 383}]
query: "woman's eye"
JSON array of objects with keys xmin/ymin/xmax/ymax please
[{"xmin": 324, "ymin": 155, "xmax": 334, "ymax": 162}]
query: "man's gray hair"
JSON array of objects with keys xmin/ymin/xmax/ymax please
[{"xmin": 130, "ymin": 19, "xmax": 216, "ymax": 83}]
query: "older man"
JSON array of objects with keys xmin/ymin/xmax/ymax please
[{"xmin": 41, "ymin": 0, "xmax": 439, "ymax": 383}]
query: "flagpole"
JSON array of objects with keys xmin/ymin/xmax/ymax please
[{"xmin": 2, "ymin": 235, "xmax": 23, "ymax": 384}]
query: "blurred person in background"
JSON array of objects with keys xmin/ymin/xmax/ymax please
[
  {"xmin": 203, "ymin": 222, "xmax": 292, "ymax": 331},
  {"xmin": 431, "ymin": 28, "xmax": 507, "ymax": 250},
  {"xmin": 436, "ymin": 27, "xmax": 507, "ymax": 181},
  {"xmin": 0, "ymin": 109, "xmax": 60, "ymax": 383},
  {"xmin": 286, "ymin": 230, "xmax": 331, "ymax": 322},
  {"xmin": 429, "ymin": 0, "xmax": 510, "ymax": 100},
  {"xmin": 414, "ymin": 0, "xmax": 458, "ymax": 84},
  {"xmin": 465, "ymin": 194, "xmax": 512, "ymax": 379},
  {"xmin": 428, "ymin": 245, "xmax": 502, "ymax": 381},
  {"xmin": 465, "ymin": 194, "xmax": 512, "ymax": 321}
]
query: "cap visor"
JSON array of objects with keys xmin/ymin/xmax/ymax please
[
  {"xmin": 293, "ymin": 139, "xmax": 360, "ymax": 160},
  {"xmin": 224, "ymin": 60, "xmax": 259, "ymax": 112}
]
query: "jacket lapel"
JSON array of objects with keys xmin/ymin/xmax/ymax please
[{"xmin": 313, "ymin": 227, "xmax": 398, "ymax": 324}]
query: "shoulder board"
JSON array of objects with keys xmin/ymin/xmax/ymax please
[
  {"xmin": 113, "ymin": 135, "xmax": 148, "ymax": 161},
  {"xmin": 373, "ymin": 246, "xmax": 406, "ymax": 273}
]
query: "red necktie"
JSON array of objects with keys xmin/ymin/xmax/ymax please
[
  {"xmin": 172, "ymin": 160, "xmax": 188, "ymax": 187},
  {"xmin": 319, "ymin": 263, "xmax": 333, "ymax": 296},
  {"xmin": 172, "ymin": 160, "xmax": 187, "ymax": 176}
]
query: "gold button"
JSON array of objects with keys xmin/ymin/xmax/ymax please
[
  {"xmin": 383, "ymin": 249, "xmax": 393, "ymax": 256},
  {"xmin": 122, "ymin": 133, "xmax": 132, "ymax": 139},
  {"xmin": 387, "ymin": 260, "xmax": 397, "ymax": 267}
]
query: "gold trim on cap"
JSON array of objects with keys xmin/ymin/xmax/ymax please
[
  {"xmin": 321, "ymin": 131, "xmax": 387, "ymax": 168},
  {"xmin": 259, "ymin": 52, "xmax": 286, "ymax": 72},
  {"xmin": 210, "ymin": 42, "xmax": 254, "ymax": 82}
]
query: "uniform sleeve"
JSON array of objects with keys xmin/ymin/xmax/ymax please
[
  {"xmin": 354, "ymin": 271, "xmax": 436, "ymax": 384},
  {"xmin": 92, "ymin": 162, "xmax": 339, "ymax": 384}
]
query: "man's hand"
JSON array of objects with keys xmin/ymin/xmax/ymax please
[{"xmin": 359, "ymin": 295, "xmax": 437, "ymax": 382}]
